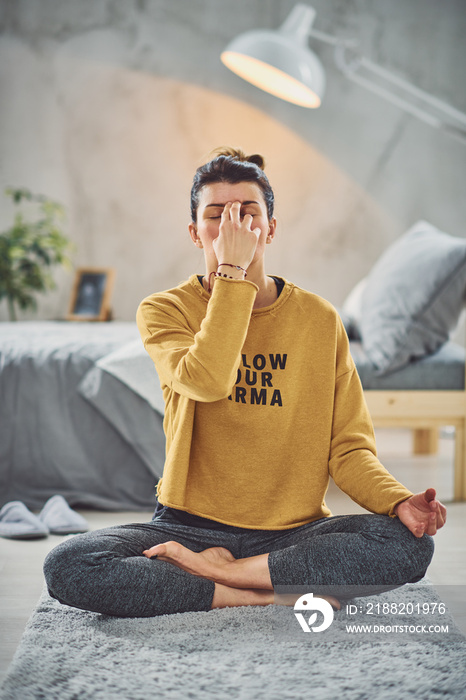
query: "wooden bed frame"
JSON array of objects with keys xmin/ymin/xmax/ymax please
[{"xmin": 365, "ymin": 388, "xmax": 466, "ymax": 500}]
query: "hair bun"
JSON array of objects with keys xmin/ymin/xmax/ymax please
[
  {"xmin": 208, "ymin": 147, "xmax": 266, "ymax": 170},
  {"xmin": 245, "ymin": 153, "xmax": 265, "ymax": 169}
]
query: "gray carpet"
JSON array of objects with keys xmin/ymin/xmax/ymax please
[{"xmin": 1, "ymin": 581, "xmax": 465, "ymax": 700}]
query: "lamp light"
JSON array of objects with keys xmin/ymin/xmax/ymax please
[
  {"xmin": 221, "ymin": 5, "xmax": 325, "ymax": 108},
  {"xmin": 221, "ymin": 3, "xmax": 466, "ymax": 144}
]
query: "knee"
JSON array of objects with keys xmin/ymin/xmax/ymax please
[
  {"xmin": 43, "ymin": 539, "xmax": 74, "ymax": 602},
  {"xmin": 43, "ymin": 535, "xmax": 91, "ymax": 607},
  {"xmin": 388, "ymin": 518, "xmax": 435, "ymax": 582},
  {"xmin": 363, "ymin": 516, "xmax": 434, "ymax": 583},
  {"xmin": 393, "ymin": 516, "xmax": 435, "ymax": 559},
  {"xmin": 408, "ymin": 532, "xmax": 435, "ymax": 581}
]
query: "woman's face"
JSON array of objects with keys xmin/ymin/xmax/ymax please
[{"xmin": 188, "ymin": 181, "xmax": 276, "ymax": 268}]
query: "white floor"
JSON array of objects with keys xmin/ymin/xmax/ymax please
[{"xmin": 1, "ymin": 428, "xmax": 465, "ymax": 687}]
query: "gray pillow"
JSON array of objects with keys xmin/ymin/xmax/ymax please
[
  {"xmin": 337, "ymin": 307, "xmax": 361, "ymax": 341},
  {"xmin": 360, "ymin": 220, "xmax": 466, "ymax": 375}
]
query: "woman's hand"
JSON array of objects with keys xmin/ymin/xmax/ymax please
[
  {"xmin": 212, "ymin": 201, "xmax": 261, "ymax": 272},
  {"xmin": 395, "ymin": 488, "xmax": 447, "ymax": 537}
]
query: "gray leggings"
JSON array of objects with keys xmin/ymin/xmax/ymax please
[{"xmin": 43, "ymin": 509, "xmax": 434, "ymax": 618}]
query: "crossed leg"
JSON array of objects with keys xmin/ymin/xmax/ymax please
[
  {"xmin": 142, "ymin": 541, "xmax": 341, "ymax": 610},
  {"xmin": 44, "ymin": 514, "xmax": 433, "ymax": 617},
  {"xmin": 142, "ymin": 514, "xmax": 435, "ymax": 612}
]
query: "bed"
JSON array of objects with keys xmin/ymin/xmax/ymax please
[
  {"xmin": 0, "ymin": 321, "xmax": 166, "ymax": 511},
  {"xmin": 340, "ymin": 219, "xmax": 466, "ymax": 500}
]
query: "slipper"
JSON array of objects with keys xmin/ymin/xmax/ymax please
[
  {"xmin": 38, "ymin": 495, "xmax": 89, "ymax": 535},
  {"xmin": 0, "ymin": 501, "xmax": 49, "ymax": 540}
]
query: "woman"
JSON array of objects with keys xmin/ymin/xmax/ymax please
[{"xmin": 44, "ymin": 148, "xmax": 446, "ymax": 617}]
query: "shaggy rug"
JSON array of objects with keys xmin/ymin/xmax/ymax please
[{"xmin": 1, "ymin": 581, "xmax": 465, "ymax": 700}]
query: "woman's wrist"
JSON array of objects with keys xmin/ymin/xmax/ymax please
[
  {"xmin": 217, "ymin": 270, "xmax": 244, "ymax": 281},
  {"xmin": 217, "ymin": 270, "xmax": 246, "ymax": 281},
  {"xmin": 206, "ymin": 264, "xmax": 247, "ymax": 292},
  {"xmin": 217, "ymin": 263, "xmax": 247, "ymax": 280}
]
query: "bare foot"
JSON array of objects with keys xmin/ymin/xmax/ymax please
[{"xmin": 142, "ymin": 541, "xmax": 235, "ymax": 583}]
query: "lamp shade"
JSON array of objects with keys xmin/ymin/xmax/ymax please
[{"xmin": 221, "ymin": 4, "xmax": 325, "ymax": 108}]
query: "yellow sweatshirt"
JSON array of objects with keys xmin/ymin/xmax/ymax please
[{"xmin": 137, "ymin": 274, "xmax": 412, "ymax": 530}]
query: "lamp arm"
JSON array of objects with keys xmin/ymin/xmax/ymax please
[
  {"xmin": 306, "ymin": 29, "xmax": 466, "ymax": 144},
  {"xmin": 335, "ymin": 46, "xmax": 443, "ymax": 129},
  {"xmin": 307, "ymin": 28, "xmax": 358, "ymax": 49},
  {"xmin": 355, "ymin": 55, "xmax": 466, "ymax": 126}
]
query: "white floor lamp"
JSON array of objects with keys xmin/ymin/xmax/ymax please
[{"xmin": 221, "ymin": 4, "xmax": 466, "ymax": 145}]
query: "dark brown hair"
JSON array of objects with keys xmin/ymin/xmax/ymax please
[{"xmin": 190, "ymin": 147, "xmax": 274, "ymax": 222}]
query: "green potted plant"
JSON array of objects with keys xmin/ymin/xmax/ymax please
[{"xmin": 0, "ymin": 187, "xmax": 73, "ymax": 321}]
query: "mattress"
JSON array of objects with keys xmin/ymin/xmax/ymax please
[{"xmin": 0, "ymin": 322, "xmax": 165, "ymax": 511}]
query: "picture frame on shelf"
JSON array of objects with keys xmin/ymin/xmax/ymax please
[{"xmin": 67, "ymin": 267, "xmax": 115, "ymax": 321}]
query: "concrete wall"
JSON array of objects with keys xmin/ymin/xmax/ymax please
[{"xmin": 1, "ymin": 0, "xmax": 465, "ymax": 321}]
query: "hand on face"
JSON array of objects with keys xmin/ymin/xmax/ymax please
[{"xmin": 212, "ymin": 201, "xmax": 262, "ymax": 271}]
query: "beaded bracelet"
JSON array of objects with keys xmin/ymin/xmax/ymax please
[
  {"xmin": 207, "ymin": 264, "xmax": 247, "ymax": 293},
  {"xmin": 217, "ymin": 263, "xmax": 247, "ymax": 277}
]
